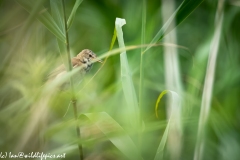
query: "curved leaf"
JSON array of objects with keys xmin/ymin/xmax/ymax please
[
  {"xmin": 155, "ymin": 90, "xmax": 169, "ymax": 118},
  {"xmin": 154, "ymin": 90, "xmax": 181, "ymax": 160},
  {"xmin": 115, "ymin": 18, "xmax": 140, "ymax": 129}
]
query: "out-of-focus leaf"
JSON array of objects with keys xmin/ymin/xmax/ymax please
[
  {"xmin": 0, "ymin": 98, "xmax": 29, "ymax": 119},
  {"xmin": 50, "ymin": 0, "xmax": 68, "ymax": 66},
  {"xmin": 115, "ymin": 18, "xmax": 140, "ymax": 128},
  {"xmin": 144, "ymin": 2, "xmax": 183, "ymax": 53},
  {"xmin": 15, "ymin": 0, "xmax": 65, "ymax": 42},
  {"xmin": 79, "ymin": 112, "xmax": 144, "ymax": 160},
  {"xmin": 154, "ymin": 121, "xmax": 170, "ymax": 160},
  {"xmin": 176, "ymin": 0, "xmax": 204, "ymax": 27},
  {"xmin": 139, "ymin": 0, "xmax": 146, "ymax": 110},
  {"xmin": 50, "ymin": 0, "xmax": 65, "ymax": 31},
  {"xmin": 67, "ymin": 0, "xmax": 83, "ymax": 30},
  {"xmin": 144, "ymin": 0, "xmax": 204, "ymax": 53},
  {"xmin": 194, "ymin": 0, "xmax": 224, "ymax": 159},
  {"xmin": 154, "ymin": 90, "xmax": 181, "ymax": 160}
]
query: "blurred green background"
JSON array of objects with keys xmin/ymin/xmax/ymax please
[{"xmin": 0, "ymin": 0, "xmax": 240, "ymax": 160}]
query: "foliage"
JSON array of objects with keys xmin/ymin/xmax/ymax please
[{"xmin": 0, "ymin": 0, "xmax": 240, "ymax": 160}]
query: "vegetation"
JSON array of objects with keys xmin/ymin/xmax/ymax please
[{"xmin": 0, "ymin": 0, "xmax": 240, "ymax": 160}]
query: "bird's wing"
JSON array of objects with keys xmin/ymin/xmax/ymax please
[
  {"xmin": 47, "ymin": 58, "xmax": 81, "ymax": 81},
  {"xmin": 71, "ymin": 57, "xmax": 81, "ymax": 68},
  {"xmin": 47, "ymin": 64, "xmax": 66, "ymax": 81}
]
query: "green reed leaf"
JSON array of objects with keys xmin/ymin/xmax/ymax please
[
  {"xmin": 154, "ymin": 90, "xmax": 181, "ymax": 160},
  {"xmin": 67, "ymin": 0, "xmax": 83, "ymax": 30},
  {"xmin": 50, "ymin": 0, "xmax": 68, "ymax": 66},
  {"xmin": 144, "ymin": 0, "xmax": 204, "ymax": 53},
  {"xmin": 16, "ymin": 0, "xmax": 65, "ymax": 42},
  {"xmin": 115, "ymin": 18, "xmax": 140, "ymax": 128}
]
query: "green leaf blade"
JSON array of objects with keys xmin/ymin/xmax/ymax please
[
  {"xmin": 154, "ymin": 90, "xmax": 181, "ymax": 160},
  {"xmin": 16, "ymin": 0, "xmax": 66, "ymax": 42},
  {"xmin": 67, "ymin": 0, "xmax": 83, "ymax": 30},
  {"xmin": 115, "ymin": 18, "xmax": 140, "ymax": 128},
  {"xmin": 50, "ymin": 0, "xmax": 68, "ymax": 66},
  {"xmin": 144, "ymin": 0, "xmax": 204, "ymax": 53}
]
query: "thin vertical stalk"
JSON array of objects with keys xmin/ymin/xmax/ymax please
[
  {"xmin": 194, "ymin": 1, "xmax": 224, "ymax": 160},
  {"xmin": 139, "ymin": 0, "xmax": 146, "ymax": 118},
  {"xmin": 139, "ymin": 0, "xmax": 146, "ymax": 151},
  {"xmin": 62, "ymin": 0, "xmax": 83, "ymax": 160}
]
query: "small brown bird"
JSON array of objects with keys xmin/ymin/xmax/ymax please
[{"xmin": 47, "ymin": 49, "xmax": 102, "ymax": 88}]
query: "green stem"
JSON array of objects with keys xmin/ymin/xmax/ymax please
[
  {"xmin": 62, "ymin": 0, "xmax": 83, "ymax": 160},
  {"xmin": 139, "ymin": 0, "xmax": 146, "ymax": 151},
  {"xmin": 139, "ymin": 0, "xmax": 146, "ymax": 118}
]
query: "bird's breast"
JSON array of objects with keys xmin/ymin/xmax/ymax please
[
  {"xmin": 85, "ymin": 63, "xmax": 92, "ymax": 72},
  {"xmin": 80, "ymin": 60, "xmax": 92, "ymax": 73}
]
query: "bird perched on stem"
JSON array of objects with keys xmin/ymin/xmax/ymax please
[{"xmin": 47, "ymin": 49, "xmax": 102, "ymax": 89}]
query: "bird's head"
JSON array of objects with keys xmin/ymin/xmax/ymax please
[{"xmin": 77, "ymin": 49, "xmax": 102, "ymax": 64}]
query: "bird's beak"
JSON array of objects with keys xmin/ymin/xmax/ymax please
[
  {"xmin": 93, "ymin": 56, "xmax": 103, "ymax": 63},
  {"xmin": 97, "ymin": 59, "xmax": 103, "ymax": 63},
  {"xmin": 92, "ymin": 54, "xmax": 103, "ymax": 63}
]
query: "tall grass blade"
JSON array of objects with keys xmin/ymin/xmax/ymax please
[
  {"xmin": 16, "ymin": 0, "xmax": 65, "ymax": 42},
  {"xmin": 154, "ymin": 121, "xmax": 170, "ymax": 160},
  {"xmin": 194, "ymin": 1, "xmax": 225, "ymax": 160},
  {"xmin": 144, "ymin": 0, "xmax": 204, "ymax": 53},
  {"xmin": 79, "ymin": 112, "xmax": 144, "ymax": 160},
  {"xmin": 139, "ymin": 0, "xmax": 146, "ymax": 116},
  {"xmin": 154, "ymin": 90, "xmax": 181, "ymax": 160},
  {"xmin": 67, "ymin": 0, "xmax": 83, "ymax": 30},
  {"xmin": 138, "ymin": 0, "xmax": 146, "ymax": 150},
  {"xmin": 50, "ymin": 0, "xmax": 65, "ymax": 31},
  {"xmin": 161, "ymin": 1, "xmax": 183, "ymax": 159},
  {"xmin": 115, "ymin": 18, "xmax": 139, "ymax": 128},
  {"xmin": 144, "ymin": 2, "xmax": 183, "ymax": 53},
  {"xmin": 50, "ymin": 0, "xmax": 68, "ymax": 66},
  {"xmin": 176, "ymin": 0, "xmax": 204, "ymax": 27}
]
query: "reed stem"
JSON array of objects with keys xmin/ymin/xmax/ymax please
[{"xmin": 62, "ymin": 0, "xmax": 83, "ymax": 159}]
